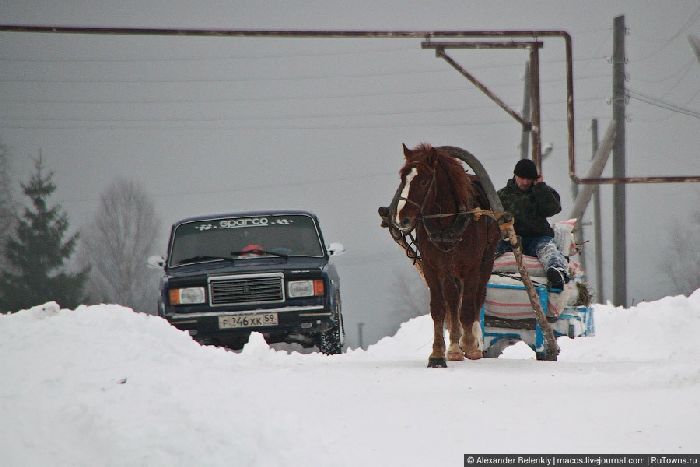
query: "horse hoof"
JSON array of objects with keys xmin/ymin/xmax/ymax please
[
  {"xmin": 427, "ymin": 357, "xmax": 447, "ymax": 368},
  {"xmin": 447, "ymin": 351, "xmax": 465, "ymax": 361},
  {"xmin": 465, "ymin": 349, "xmax": 483, "ymax": 360}
]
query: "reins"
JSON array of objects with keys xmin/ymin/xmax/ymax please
[{"xmin": 395, "ymin": 161, "xmax": 437, "ymax": 219}]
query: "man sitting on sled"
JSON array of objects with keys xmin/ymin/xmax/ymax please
[{"xmin": 496, "ymin": 159, "xmax": 570, "ymax": 290}]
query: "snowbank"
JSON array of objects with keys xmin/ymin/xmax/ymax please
[
  {"xmin": 1, "ymin": 292, "xmax": 699, "ymax": 466},
  {"xmin": 560, "ymin": 291, "xmax": 700, "ymax": 362}
]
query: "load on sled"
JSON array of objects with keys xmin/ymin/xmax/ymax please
[{"xmin": 481, "ymin": 218, "xmax": 595, "ymax": 359}]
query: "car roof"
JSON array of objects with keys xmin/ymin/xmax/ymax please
[{"xmin": 172, "ymin": 210, "xmax": 319, "ymax": 227}]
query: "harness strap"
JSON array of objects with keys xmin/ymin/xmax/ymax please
[{"xmin": 424, "ymin": 208, "xmax": 470, "ymax": 251}]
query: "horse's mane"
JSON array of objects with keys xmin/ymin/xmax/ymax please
[
  {"xmin": 435, "ymin": 148, "xmax": 477, "ymax": 206},
  {"xmin": 405, "ymin": 144, "xmax": 480, "ymax": 208}
]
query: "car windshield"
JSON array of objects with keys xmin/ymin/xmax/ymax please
[{"xmin": 169, "ymin": 214, "xmax": 324, "ymax": 267}]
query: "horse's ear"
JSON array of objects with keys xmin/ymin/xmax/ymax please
[{"xmin": 401, "ymin": 143, "xmax": 416, "ymax": 160}]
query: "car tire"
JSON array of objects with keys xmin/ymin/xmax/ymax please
[{"xmin": 318, "ymin": 296, "xmax": 344, "ymax": 355}]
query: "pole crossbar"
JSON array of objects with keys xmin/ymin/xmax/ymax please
[
  {"xmin": 421, "ymin": 41, "xmax": 543, "ymax": 49},
  {"xmin": 573, "ymin": 175, "xmax": 700, "ymax": 184}
]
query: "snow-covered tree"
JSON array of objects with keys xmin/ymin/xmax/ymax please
[
  {"xmin": 663, "ymin": 190, "xmax": 700, "ymax": 296},
  {"xmin": 391, "ymin": 268, "xmax": 429, "ymax": 322},
  {"xmin": 78, "ymin": 178, "xmax": 162, "ymax": 313},
  {"xmin": 0, "ymin": 156, "xmax": 88, "ymax": 311}
]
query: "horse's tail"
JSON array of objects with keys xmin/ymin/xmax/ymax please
[{"xmin": 438, "ymin": 146, "xmax": 503, "ymax": 212}]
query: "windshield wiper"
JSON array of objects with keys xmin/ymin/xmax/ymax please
[
  {"xmin": 175, "ymin": 255, "xmax": 233, "ymax": 266},
  {"xmin": 230, "ymin": 250, "xmax": 288, "ymax": 259}
]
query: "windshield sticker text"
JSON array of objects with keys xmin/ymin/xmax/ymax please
[{"xmin": 194, "ymin": 217, "xmax": 292, "ymax": 232}]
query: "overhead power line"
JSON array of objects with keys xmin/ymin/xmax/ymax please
[
  {"xmin": 635, "ymin": 5, "xmax": 700, "ymax": 61},
  {"xmin": 0, "ymin": 92, "xmax": 608, "ymax": 129},
  {"xmin": 0, "ymin": 48, "xmax": 608, "ymax": 65},
  {"xmin": 0, "ymin": 70, "xmax": 611, "ymax": 85},
  {"xmin": 626, "ymin": 88, "xmax": 700, "ymax": 119},
  {"xmin": 631, "ymin": 59, "xmax": 696, "ymax": 85},
  {"xmin": 0, "ymin": 45, "xmax": 421, "ymax": 63},
  {"xmin": 0, "ymin": 90, "xmax": 607, "ymax": 107},
  {"xmin": 666, "ymin": 5, "xmax": 700, "ymax": 42}
]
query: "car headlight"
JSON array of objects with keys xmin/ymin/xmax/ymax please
[
  {"xmin": 169, "ymin": 286, "xmax": 206, "ymax": 305},
  {"xmin": 287, "ymin": 280, "xmax": 325, "ymax": 298}
]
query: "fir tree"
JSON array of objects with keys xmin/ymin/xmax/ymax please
[
  {"xmin": 0, "ymin": 141, "xmax": 16, "ymax": 257},
  {"xmin": 0, "ymin": 156, "xmax": 88, "ymax": 311}
]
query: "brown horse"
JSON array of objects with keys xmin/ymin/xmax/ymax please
[{"xmin": 393, "ymin": 143, "xmax": 500, "ymax": 367}]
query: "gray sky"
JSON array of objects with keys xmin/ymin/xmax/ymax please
[{"xmin": 1, "ymin": 1, "xmax": 698, "ymax": 346}]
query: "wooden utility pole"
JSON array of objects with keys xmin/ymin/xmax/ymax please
[
  {"xmin": 690, "ymin": 35, "xmax": 700, "ymax": 62},
  {"xmin": 520, "ymin": 61, "xmax": 531, "ymax": 159},
  {"xmin": 612, "ymin": 15, "xmax": 627, "ymax": 307},
  {"xmin": 529, "ymin": 48, "xmax": 542, "ymax": 168},
  {"xmin": 569, "ymin": 121, "xmax": 616, "ymax": 222},
  {"xmin": 592, "ymin": 119, "xmax": 604, "ymax": 303}
]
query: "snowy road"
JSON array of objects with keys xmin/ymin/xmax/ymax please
[{"xmin": 2, "ymin": 292, "xmax": 699, "ymax": 466}]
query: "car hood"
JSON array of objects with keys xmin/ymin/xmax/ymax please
[{"xmin": 164, "ymin": 255, "xmax": 329, "ymax": 279}]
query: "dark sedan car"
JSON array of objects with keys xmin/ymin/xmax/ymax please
[{"xmin": 152, "ymin": 210, "xmax": 345, "ymax": 354}]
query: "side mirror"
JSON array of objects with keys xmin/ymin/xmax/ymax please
[
  {"xmin": 327, "ymin": 242, "xmax": 346, "ymax": 257},
  {"xmin": 147, "ymin": 255, "xmax": 166, "ymax": 270}
]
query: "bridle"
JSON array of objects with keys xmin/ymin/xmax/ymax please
[
  {"xmin": 396, "ymin": 162, "xmax": 437, "ymax": 221},
  {"xmin": 390, "ymin": 161, "xmax": 472, "ymax": 252}
]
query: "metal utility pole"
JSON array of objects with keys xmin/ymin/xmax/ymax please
[
  {"xmin": 520, "ymin": 61, "xmax": 531, "ymax": 159},
  {"xmin": 570, "ymin": 185, "xmax": 587, "ymax": 274},
  {"xmin": 612, "ymin": 15, "xmax": 627, "ymax": 307},
  {"xmin": 357, "ymin": 322, "xmax": 365, "ymax": 350},
  {"xmin": 592, "ymin": 119, "xmax": 604, "ymax": 303},
  {"xmin": 570, "ymin": 159, "xmax": 586, "ymax": 276},
  {"xmin": 568, "ymin": 119, "xmax": 615, "ymax": 300}
]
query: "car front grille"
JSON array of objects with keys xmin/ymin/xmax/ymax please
[{"xmin": 209, "ymin": 273, "xmax": 284, "ymax": 306}]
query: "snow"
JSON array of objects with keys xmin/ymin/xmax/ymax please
[{"xmin": 2, "ymin": 292, "xmax": 700, "ymax": 466}]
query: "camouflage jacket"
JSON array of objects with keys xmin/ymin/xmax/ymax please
[{"xmin": 497, "ymin": 178, "xmax": 561, "ymax": 237}]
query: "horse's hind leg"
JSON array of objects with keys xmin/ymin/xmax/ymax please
[
  {"xmin": 460, "ymin": 277, "xmax": 485, "ymax": 360},
  {"xmin": 463, "ymin": 233, "xmax": 499, "ymax": 360},
  {"xmin": 461, "ymin": 318, "xmax": 484, "ymax": 360},
  {"xmin": 446, "ymin": 278, "xmax": 465, "ymax": 361}
]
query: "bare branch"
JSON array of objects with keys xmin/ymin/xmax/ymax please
[{"xmin": 79, "ymin": 178, "xmax": 162, "ymax": 313}]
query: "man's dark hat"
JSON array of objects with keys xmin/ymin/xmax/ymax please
[{"xmin": 514, "ymin": 159, "xmax": 538, "ymax": 180}]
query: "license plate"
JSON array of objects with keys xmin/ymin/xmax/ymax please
[{"xmin": 218, "ymin": 312, "xmax": 278, "ymax": 329}]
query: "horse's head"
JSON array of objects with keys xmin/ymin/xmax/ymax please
[{"xmin": 394, "ymin": 143, "xmax": 439, "ymax": 232}]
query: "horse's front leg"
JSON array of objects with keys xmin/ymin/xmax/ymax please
[
  {"xmin": 429, "ymin": 316, "xmax": 447, "ymax": 368},
  {"xmin": 447, "ymin": 278, "xmax": 465, "ymax": 362},
  {"xmin": 426, "ymin": 273, "xmax": 448, "ymax": 368}
]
